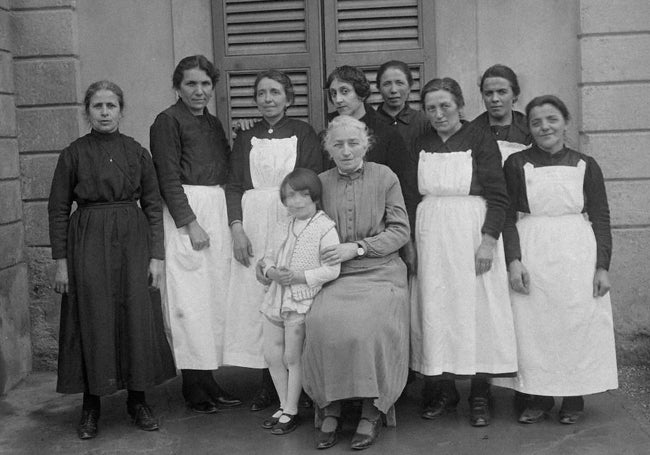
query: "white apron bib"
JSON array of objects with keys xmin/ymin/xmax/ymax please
[
  {"xmin": 497, "ymin": 140, "xmax": 529, "ymax": 165},
  {"xmin": 223, "ymin": 136, "xmax": 297, "ymax": 368},
  {"xmin": 494, "ymin": 161, "xmax": 618, "ymax": 395},
  {"xmin": 161, "ymin": 185, "xmax": 231, "ymax": 369},
  {"xmin": 410, "ymin": 150, "xmax": 517, "ymax": 376}
]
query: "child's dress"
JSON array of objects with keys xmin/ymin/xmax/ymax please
[{"xmin": 261, "ymin": 210, "xmax": 340, "ymax": 321}]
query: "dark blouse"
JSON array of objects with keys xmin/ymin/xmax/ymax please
[
  {"xmin": 402, "ymin": 121, "xmax": 509, "ymax": 239},
  {"xmin": 503, "ymin": 145, "xmax": 612, "ymax": 270},
  {"xmin": 48, "ymin": 129, "xmax": 164, "ymax": 259},
  {"xmin": 324, "ymin": 104, "xmax": 408, "ymax": 176},
  {"xmin": 470, "ymin": 111, "xmax": 532, "ymax": 146},
  {"xmin": 225, "ymin": 115, "xmax": 322, "ymax": 224},
  {"xmin": 376, "ymin": 103, "xmax": 431, "ymax": 152},
  {"xmin": 149, "ymin": 99, "xmax": 232, "ymax": 228}
]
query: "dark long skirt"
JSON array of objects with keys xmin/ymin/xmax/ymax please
[{"xmin": 56, "ymin": 202, "xmax": 176, "ymax": 396}]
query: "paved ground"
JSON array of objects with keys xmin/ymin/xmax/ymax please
[{"xmin": 1, "ymin": 367, "xmax": 649, "ymax": 455}]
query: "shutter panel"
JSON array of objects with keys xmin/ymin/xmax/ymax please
[
  {"xmin": 336, "ymin": 0, "xmax": 421, "ymax": 52},
  {"xmin": 224, "ymin": 0, "xmax": 309, "ymax": 55},
  {"xmin": 229, "ymin": 69, "xmax": 311, "ymax": 124}
]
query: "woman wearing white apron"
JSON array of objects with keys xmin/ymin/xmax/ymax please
[
  {"xmin": 225, "ymin": 70, "xmax": 322, "ymax": 411},
  {"xmin": 470, "ymin": 64, "xmax": 531, "ymax": 165},
  {"xmin": 150, "ymin": 55, "xmax": 241, "ymax": 413},
  {"xmin": 496, "ymin": 95, "xmax": 617, "ymax": 424},
  {"xmin": 403, "ymin": 78, "xmax": 517, "ymax": 427}
]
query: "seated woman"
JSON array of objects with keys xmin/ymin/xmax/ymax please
[
  {"xmin": 49, "ymin": 81, "xmax": 176, "ymax": 439},
  {"xmin": 494, "ymin": 95, "xmax": 617, "ymax": 424},
  {"xmin": 403, "ymin": 77, "xmax": 517, "ymax": 427},
  {"xmin": 302, "ymin": 115, "xmax": 410, "ymax": 450},
  {"xmin": 470, "ymin": 64, "xmax": 532, "ymax": 164}
]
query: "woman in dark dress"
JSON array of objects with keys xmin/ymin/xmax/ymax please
[
  {"xmin": 149, "ymin": 55, "xmax": 241, "ymax": 414},
  {"xmin": 403, "ymin": 78, "xmax": 517, "ymax": 427},
  {"xmin": 48, "ymin": 81, "xmax": 176, "ymax": 440},
  {"xmin": 470, "ymin": 64, "xmax": 531, "ymax": 164},
  {"xmin": 494, "ymin": 95, "xmax": 617, "ymax": 424}
]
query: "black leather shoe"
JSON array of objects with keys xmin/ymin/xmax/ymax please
[
  {"xmin": 271, "ymin": 413, "xmax": 298, "ymax": 435},
  {"xmin": 519, "ymin": 406, "xmax": 546, "ymax": 424},
  {"xmin": 350, "ymin": 417, "xmax": 382, "ymax": 450},
  {"xmin": 559, "ymin": 396, "xmax": 584, "ymax": 424},
  {"xmin": 298, "ymin": 390, "xmax": 313, "ymax": 409},
  {"xmin": 469, "ymin": 396, "xmax": 490, "ymax": 427},
  {"xmin": 77, "ymin": 409, "xmax": 99, "ymax": 440},
  {"xmin": 519, "ymin": 395, "xmax": 554, "ymax": 424},
  {"xmin": 421, "ymin": 392, "xmax": 460, "ymax": 420},
  {"xmin": 315, "ymin": 416, "xmax": 339, "ymax": 450},
  {"xmin": 211, "ymin": 388, "xmax": 242, "ymax": 408},
  {"xmin": 187, "ymin": 401, "xmax": 218, "ymax": 414},
  {"xmin": 261, "ymin": 408, "xmax": 283, "ymax": 429},
  {"xmin": 559, "ymin": 410, "xmax": 583, "ymax": 424},
  {"xmin": 250, "ymin": 387, "xmax": 278, "ymax": 412},
  {"xmin": 127, "ymin": 402, "xmax": 159, "ymax": 431}
]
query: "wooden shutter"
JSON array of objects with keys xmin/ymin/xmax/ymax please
[{"xmin": 213, "ymin": 0, "xmax": 324, "ymax": 136}]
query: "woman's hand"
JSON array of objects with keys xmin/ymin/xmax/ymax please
[
  {"xmin": 231, "ymin": 222, "xmax": 253, "ymax": 267},
  {"xmin": 54, "ymin": 258, "xmax": 69, "ymax": 294},
  {"xmin": 475, "ymin": 234, "xmax": 497, "ymax": 276},
  {"xmin": 401, "ymin": 239, "xmax": 417, "ymax": 276},
  {"xmin": 149, "ymin": 258, "xmax": 164, "ymax": 289},
  {"xmin": 508, "ymin": 259, "xmax": 530, "ymax": 294},
  {"xmin": 320, "ymin": 243, "xmax": 358, "ymax": 266},
  {"xmin": 186, "ymin": 219, "xmax": 210, "ymax": 251},
  {"xmin": 255, "ymin": 259, "xmax": 271, "ymax": 285},
  {"xmin": 593, "ymin": 268, "xmax": 611, "ymax": 297}
]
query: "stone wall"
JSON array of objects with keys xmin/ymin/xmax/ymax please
[
  {"xmin": 0, "ymin": 0, "xmax": 31, "ymax": 394},
  {"xmin": 11, "ymin": 0, "xmax": 81, "ymax": 371},
  {"xmin": 579, "ymin": 0, "xmax": 650, "ymax": 363}
]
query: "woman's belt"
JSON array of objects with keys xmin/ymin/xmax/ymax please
[{"xmin": 77, "ymin": 200, "xmax": 138, "ymax": 210}]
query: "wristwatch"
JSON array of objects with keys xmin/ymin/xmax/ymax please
[{"xmin": 356, "ymin": 242, "xmax": 366, "ymax": 258}]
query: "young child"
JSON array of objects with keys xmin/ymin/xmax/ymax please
[{"xmin": 255, "ymin": 168, "xmax": 340, "ymax": 435}]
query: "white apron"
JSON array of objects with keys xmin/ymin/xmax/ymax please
[
  {"xmin": 161, "ymin": 185, "xmax": 231, "ymax": 369},
  {"xmin": 494, "ymin": 161, "xmax": 618, "ymax": 396},
  {"xmin": 410, "ymin": 150, "xmax": 517, "ymax": 376},
  {"xmin": 497, "ymin": 140, "xmax": 529, "ymax": 165},
  {"xmin": 223, "ymin": 136, "xmax": 297, "ymax": 368}
]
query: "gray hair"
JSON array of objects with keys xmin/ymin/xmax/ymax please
[{"xmin": 322, "ymin": 115, "xmax": 372, "ymax": 154}]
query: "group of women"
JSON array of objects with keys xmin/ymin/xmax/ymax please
[{"xmin": 48, "ymin": 54, "xmax": 618, "ymax": 450}]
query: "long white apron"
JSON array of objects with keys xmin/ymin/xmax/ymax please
[
  {"xmin": 494, "ymin": 161, "xmax": 618, "ymax": 396},
  {"xmin": 223, "ymin": 136, "xmax": 297, "ymax": 368},
  {"xmin": 410, "ymin": 150, "xmax": 517, "ymax": 376},
  {"xmin": 497, "ymin": 140, "xmax": 529, "ymax": 165},
  {"xmin": 161, "ymin": 185, "xmax": 231, "ymax": 369}
]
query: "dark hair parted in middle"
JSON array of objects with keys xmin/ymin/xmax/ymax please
[
  {"xmin": 479, "ymin": 64, "xmax": 521, "ymax": 96},
  {"xmin": 172, "ymin": 55, "xmax": 219, "ymax": 89},
  {"xmin": 83, "ymin": 80, "xmax": 125, "ymax": 114},
  {"xmin": 325, "ymin": 65, "xmax": 371, "ymax": 102},
  {"xmin": 253, "ymin": 69, "xmax": 295, "ymax": 104},
  {"xmin": 376, "ymin": 60, "xmax": 414, "ymax": 87},
  {"xmin": 280, "ymin": 168, "xmax": 323, "ymax": 207},
  {"xmin": 420, "ymin": 77, "xmax": 465, "ymax": 109},
  {"xmin": 525, "ymin": 94, "xmax": 571, "ymax": 123}
]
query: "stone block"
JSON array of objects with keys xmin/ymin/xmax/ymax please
[
  {"xmin": 12, "ymin": 10, "xmax": 77, "ymax": 57},
  {"xmin": 20, "ymin": 153, "xmax": 58, "ymax": 200},
  {"xmin": 581, "ymin": 84, "xmax": 650, "ymax": 131},
  {"xmin": 609, "ymin": 228, "xmax": 650, "ymax": 361},
  {"xmin": 0, "ymin": 138, "xmax": 19, "ymax": 178},
  {"xmin": 0, "ymin": 222, "xmax": 24, "ymax": 269},
  {"xmin": 581, "ymin": 34, "xmax": 650, "ymax": 83},
  {"xmin": 0, "ymin": 1, "xmax": 9, "ymax": 11},
  {"xmin": 0, "ymin": 264, "xmax": 31, "ymax": 394},
  {"xmin": 581, "ymin": 132, "xmax": 650, "ymax": 179},
  {"xmin": 14, "ymin": 58, "xmax": 79, "ymax": 106},
  {"xmin": 23, "ymin": 200, "xmax": 48, "ymax": 246},
  {"xmin": 11, "ymin": 0, "xmax": 75, "ymax": 8},
  {"xmin": 0, "ymin": 51, "xmax": 14, "ymax": 93},
  {"xmin": 0, "ymin": 94, "xmax": 16, "ymax": 136},
  {"xmin": 606, "ymin": 180, "xmax": 650, "ymax": 226},
  {"xmin": 16, "ymin": 106, "xmax": 80, "ymax": 151},
  {"xmin": 0, "ymin": 10, "xmax": 10, "ymax": 51},
  {"xmin": 0, "ymin": 180, "xmax": 22, "ymax": 224},
  {"xmin": 581, "ymin": 0, "xmax": 650, "ymax": 34},
  {"xmin": 26, "ymin": 246, "xmax": 59, "ymax": 371}
]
